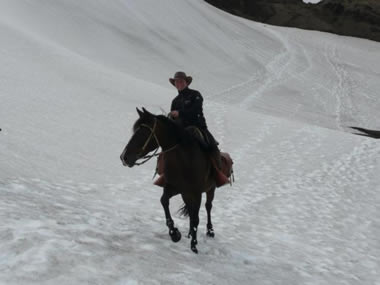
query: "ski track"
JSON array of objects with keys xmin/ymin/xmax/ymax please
[
  {"xmin": 208, "ymin": 27, "xmax": 378, "ymax": 134},
  {"xmin": 324, "ymin": 42, "xmax": 355, "ymax": 131},
  {"xmin": 206, "ymin": 27, "xmax": 292, "ymax": 105},
  {"xmin": 209, "ymin": 28, "xmax": 315, "ymax": 122},
  {"xmin": 239, "ymin": 29, "xmax": 312, "ymax": 108}
]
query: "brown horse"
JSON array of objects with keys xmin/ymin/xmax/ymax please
[{"xmin": 120, "ymin": 108, "xmax": 218, "ymax": 253}]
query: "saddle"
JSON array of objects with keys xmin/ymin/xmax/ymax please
[
  {"xmin": 185, "ymin": 126, "xmax": 210, "ymax": 149},
  {"xmin": 154, "ymin": 151, "xmax": 234, "ymax": 188}
]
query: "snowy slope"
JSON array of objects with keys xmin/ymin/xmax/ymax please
[{"xmin": 0, "ymin": 0, "xmax": 379, "ymax": 284}]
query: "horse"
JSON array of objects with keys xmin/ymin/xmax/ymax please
[{"xmin": 120, "ymin": 107, "xmax": 219, "ymax": 253}]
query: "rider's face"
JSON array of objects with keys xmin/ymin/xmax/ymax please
[{"xmin": 174, "ymin": 79, "xmax": 188, "ymax": 91}]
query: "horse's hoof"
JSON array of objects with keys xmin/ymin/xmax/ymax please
[
  {"xmin": 169, "ymin": 228, "xmax": 181, "ymax": 243},
  {"xmin": 206, "ymin": 230, "xmax": 215, "ymax": 238},
  {"xmin": 191, "ymin": 246, "xmax": 198, "ymax": 254},
  {"xmin": 191, "ymin": 240, "xmax": 198, "ymax": 253}
]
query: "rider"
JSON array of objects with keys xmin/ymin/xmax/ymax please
[{"xmin": 168, "ymin": 71, "xmax": 229, "ymax": 187}]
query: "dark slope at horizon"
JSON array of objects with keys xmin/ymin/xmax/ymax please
[{"xmin": 205, "ymin": 0, "xmax": 380, "ymax": 42}]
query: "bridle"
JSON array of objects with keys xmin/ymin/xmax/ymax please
[{"xmin": 134, "ymin": 118, "xmax": 178, "ymax": 165}]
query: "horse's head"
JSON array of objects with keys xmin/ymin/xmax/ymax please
[{"xmin": 120, "ymin": 108, "xmax": 160, "ymax": 167}]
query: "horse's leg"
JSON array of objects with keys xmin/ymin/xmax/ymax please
[
  {"xmin": 205, "ymin": 187, "xmax": 216, "ymax": 238},
  {"xmin": 185, "ymin": 193, "xmax": 202, "ymax": 254},
  {"xmin": 160, "ymin": 188, "xmax": 181, "ymax": 242}
]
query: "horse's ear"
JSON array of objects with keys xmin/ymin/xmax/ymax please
[
  {"xmin": 142, "ymin": 107, "xmax": 153, "ymax": 116},
  {"xmin": 136, "ymin": 107, "xmax": 144, "ymax": 117}
]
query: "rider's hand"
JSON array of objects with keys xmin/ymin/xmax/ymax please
[{"xmin": 170, "ymin": 111, "xmax": 179, "ymax": 118}]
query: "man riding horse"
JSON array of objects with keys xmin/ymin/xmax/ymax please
[
  {"xmin": 120, "ymin": 78, "xmax": 234, "ymax": 252},
  {"xmin": 155, "ymin": 71, "xmax": 229, "ymax": 187}
]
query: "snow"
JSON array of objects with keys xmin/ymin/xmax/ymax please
[
  {"xmin": 0, "ymin": 0, "xmax": 379, "ymax": 284},
  {"xmin": 303, "ymin": 0, "xmax": 322, "ymax": 3}
]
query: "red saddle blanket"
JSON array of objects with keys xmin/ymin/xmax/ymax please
[
  {"xmin": 156, "ymin": 151, "xmax": 234, "ymax": 180},
  {"xmin": 220, "ymin": 152, "xmax": 234, "ymax": 179}
]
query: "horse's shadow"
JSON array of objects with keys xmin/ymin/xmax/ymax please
[{"xmin": 350, "ymin": 127, "xmax": 380, "ymax": 139}]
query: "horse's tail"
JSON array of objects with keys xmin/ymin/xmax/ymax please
[{"xmin": 178, "ymin": 203, "xmax": 189, "ymax": 217}]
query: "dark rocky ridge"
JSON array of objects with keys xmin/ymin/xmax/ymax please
[{"xmin": 205, "ymin": 0, "xmax": 380, "ymax": 42}]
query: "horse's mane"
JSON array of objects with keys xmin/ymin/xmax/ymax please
[
  {"xmin": 156, "ymin": 115, "xmax": 196, "ymax": 146},
  {"xmin": 132, "ymin": 113, "xmax": 196, "ymax": 146}
]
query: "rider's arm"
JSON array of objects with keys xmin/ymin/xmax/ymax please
[{"xmin": 170, "ymin": 98, "xmax": 177, "ymax": 111}]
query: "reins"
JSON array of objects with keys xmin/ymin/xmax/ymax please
[{"xmin": 134, "ymin": 118, "xmax": 178, "ymax": 166}]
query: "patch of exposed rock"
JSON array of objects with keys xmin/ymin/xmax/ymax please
[{"xmin": 205, "ymin": 0, "xmax": 380, "ymax": 42}]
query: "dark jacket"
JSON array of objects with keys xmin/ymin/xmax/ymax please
[{"xmin": 170, "ymin": 87, "xmax": 207, "ymax": 129}]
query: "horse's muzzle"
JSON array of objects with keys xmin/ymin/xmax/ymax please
[{"xmin": 120, "ymin": 153, "xmax": 135, "ymax": 168}]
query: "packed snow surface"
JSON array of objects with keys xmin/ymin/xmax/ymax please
[{"xmin": 0, "ymin": 0, "xmax": 379, "ymax": 284}]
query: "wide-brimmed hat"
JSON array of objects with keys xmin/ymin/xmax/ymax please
[{"xmin": 169, "ymin": 71, "xmax": 192, "ymax": 86}]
